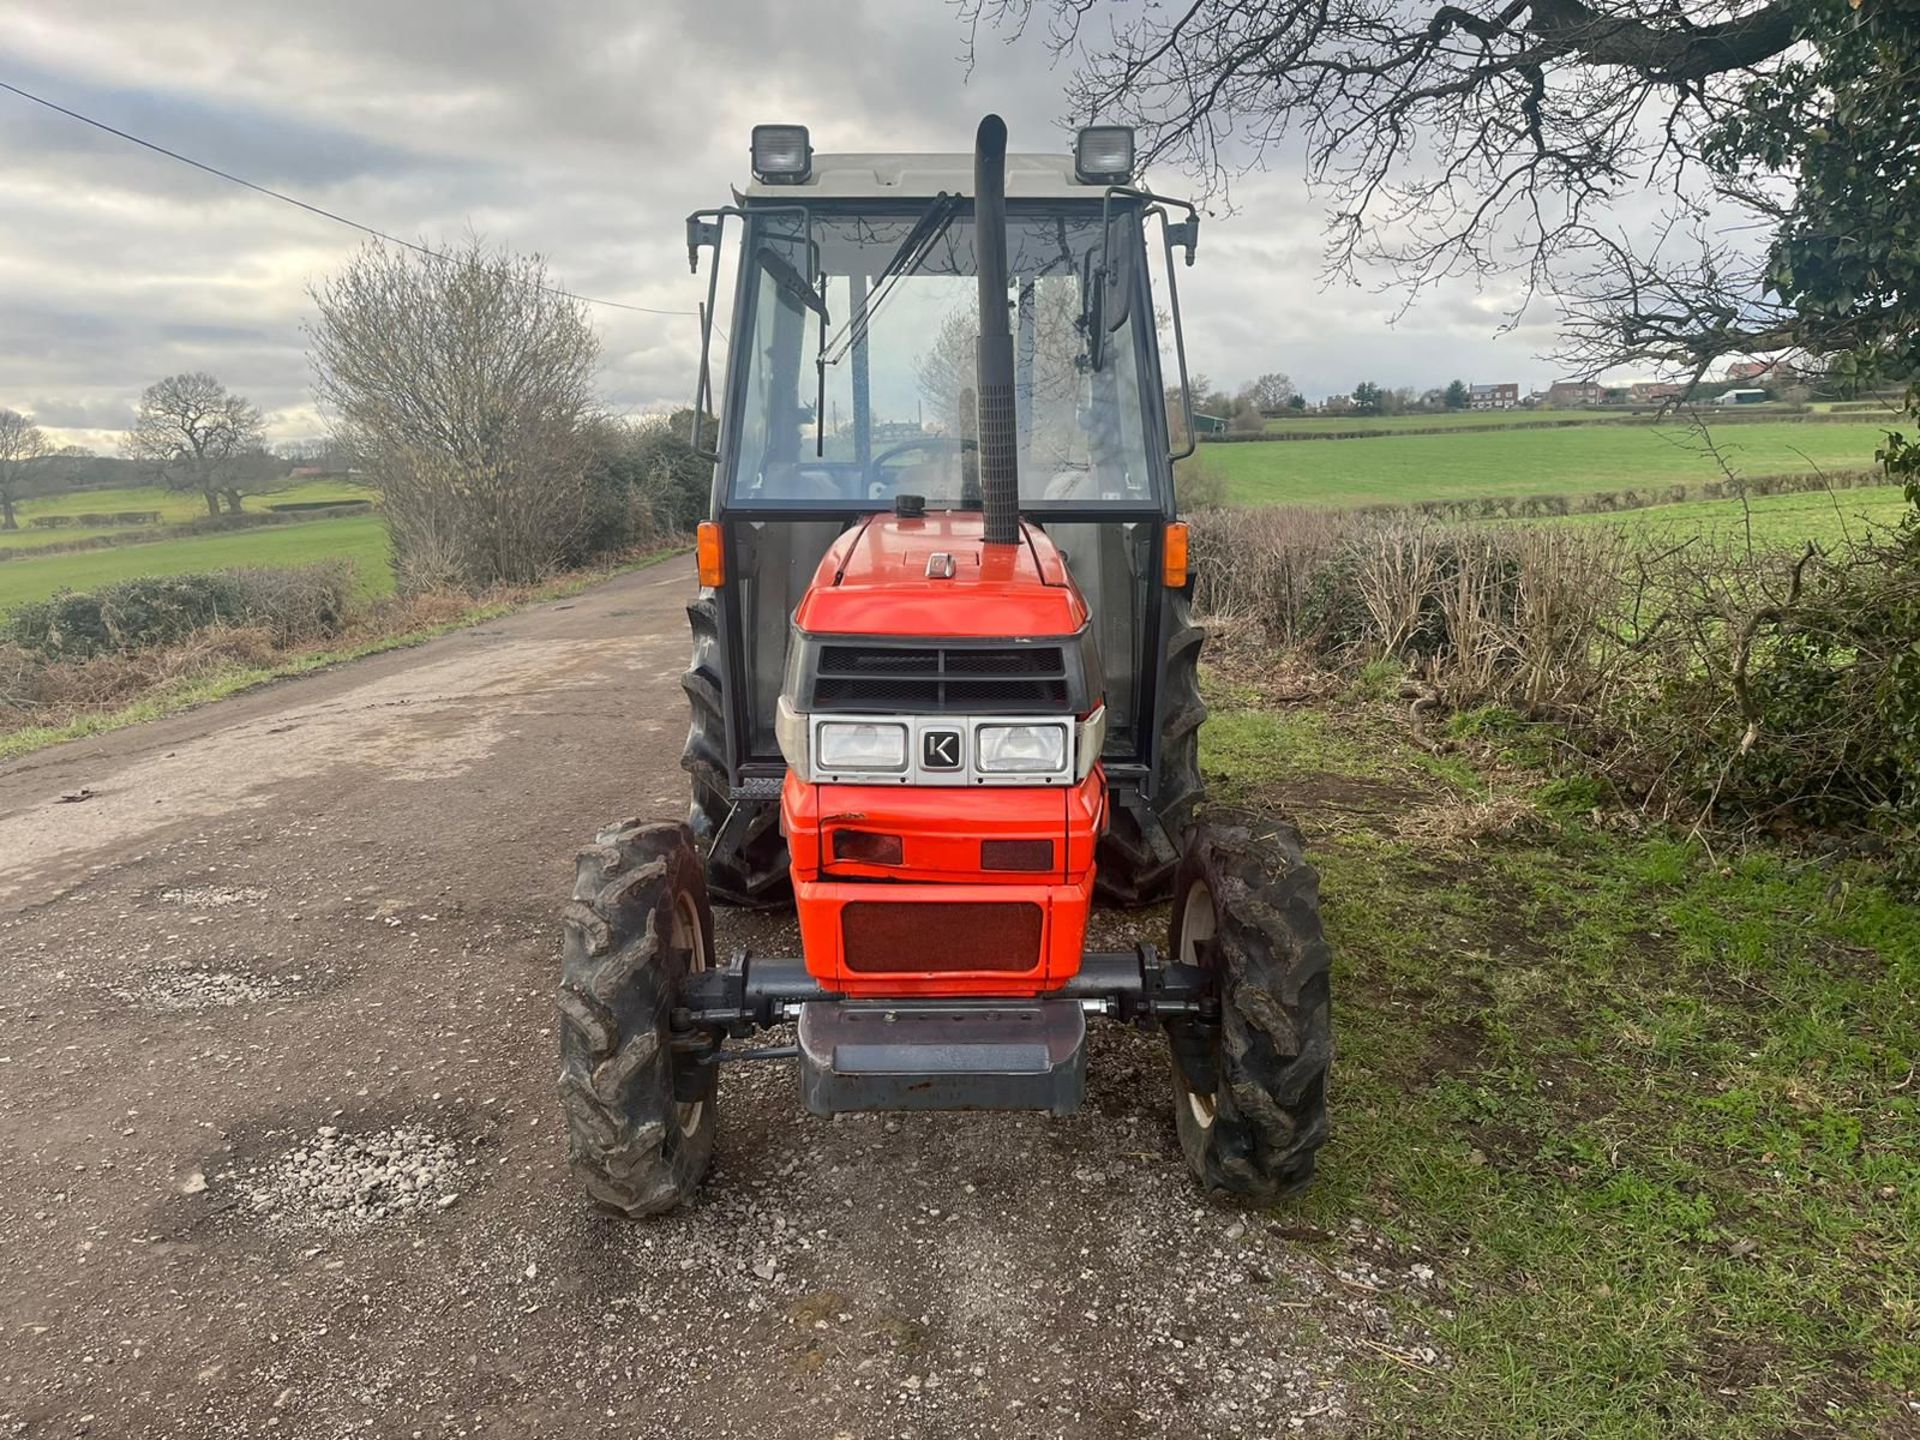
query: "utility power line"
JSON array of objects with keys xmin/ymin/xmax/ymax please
[{"xmin": 0, "ymin": 77, "xmax": 699, "ymax": 319}]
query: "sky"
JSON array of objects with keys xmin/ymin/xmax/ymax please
[{"xmin": 0, "ymin": 0, "xmax": 1578, "ymax": 452}]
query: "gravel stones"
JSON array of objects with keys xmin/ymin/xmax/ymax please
[
  {"xmin": 111, "ymin": 967, "xmax": 286, "ymax": 1011},
  {"xmin": 243, "ymin": 1125, "xmax": 464, "ymax": 1230},
  {"xmin": 159, "ymin": 884, "xmax": 269, "ymax": 909}
]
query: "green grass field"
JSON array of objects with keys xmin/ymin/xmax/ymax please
[
  {"xmin": 0, "ymin": 514, "xmax": 393, "ymax": 614},
  {"xmin": 1557, "ymin": 483, "xmax": 1912, "ymax": 549},
  {"xmin": 1199, "ymin": 675, "xmax": 1920, "ymax": 1434},
  {"xmin": 1, "ymin": 481, "xmax": 374, "ymax": 551},
  {"xmin": 1215, "ymin": 419, "xmax": 1886, "ymax": 507}
]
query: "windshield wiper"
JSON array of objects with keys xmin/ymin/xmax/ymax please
[{"xmin": 821, "ymin": 192, "xmax": 960, "ymax": 366}]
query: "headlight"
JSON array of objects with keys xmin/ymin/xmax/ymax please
[
  {"xmin": 976, "ymin": 722, "xmax": 1067, "ymax": 774},
  {"xmin": 816, "ymin": 721, "xmax": 908, "ymax": 773}
]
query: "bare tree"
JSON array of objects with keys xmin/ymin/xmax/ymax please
[
  {"xmin": 1241, "ymin": 372, "xmax": 1296, "ymax": 411},
  {"xmin": 916, "ymin": 279, "xmax": 1092, "ymax": 472},
  {"xmin": 964, "ymin": 0, "xmax": 1816, "ymax": 378},
  {"xmin": 122, "ymin": 373, "xmax": 269, "ymax": 517},
  {"xmin": 307, "ymin": 236, "xmax": 600, "ymax": 591},
  {"xmin": 0, "ymin": 409, "xmax": 51, "ymax": 530}
]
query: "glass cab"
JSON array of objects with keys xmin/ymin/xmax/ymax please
[{"xmin": 706, "ymin": 196, "xmax": 1177, "ymax": 789}]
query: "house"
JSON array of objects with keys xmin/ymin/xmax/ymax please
[
  {"xmin": 1726, "ymin": 359, "xmax": 1772, "ymax": 382},
  {"xmin": 1469, "ymin": 382, "xmax": 1519, "ymax": 410},
  {"xmin": 1190, "ymin": 412, "xmax": 1229, "ymax": 435},
  {"xmin": 1546, "ymin": 380, "xmax": 1606, "ymax": 407},
  {"xmin": 1628, "ymin": 381, "xmax": 1687, "ymax": 405},
  {"xmin": 1717, "ymin": 387, "xmax": 1769, "ymax": 407}
]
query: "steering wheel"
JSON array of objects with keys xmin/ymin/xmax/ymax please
[{"xmin": 866, "ymin": 436, "xmax": 977, "ymax": 487}]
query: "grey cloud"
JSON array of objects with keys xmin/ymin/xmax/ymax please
[
  {"xmin": 1, "ymin": 55, "xmax": 450, "ymax": 190},
  {"xmin": 0, "ymin": 0, "xmax": 1570, "ymax": 449}
]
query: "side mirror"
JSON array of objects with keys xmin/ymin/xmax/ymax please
[
  {"xmin": 1101, "ymin": 215, "xmax": 1136, "ymax": 337},
  {"xmin": 1083, "ymin": 216, "xmax": 1138, "ymax": 372}
]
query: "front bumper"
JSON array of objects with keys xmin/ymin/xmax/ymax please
[{"xmin": 797, "ymin": 999, "xmax": 1087, "ymax": 1115}]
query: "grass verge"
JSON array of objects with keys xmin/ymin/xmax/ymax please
[
  {"xmin": 0, "ymin": 549, "xmax": 681, "ymax": 762},
  {"xmin": 1199, "ymin": 659, "xmax": 1919, "ymax": 1436}
]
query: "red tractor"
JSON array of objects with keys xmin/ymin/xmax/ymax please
[{"xmin": 557, "ymin": 117, "xmax": 1331, "ymax": 1214}]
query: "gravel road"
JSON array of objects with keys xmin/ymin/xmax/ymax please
[{"xmin": 0, "ymin": 559, "xmax": 1438, "ymax": 1439}]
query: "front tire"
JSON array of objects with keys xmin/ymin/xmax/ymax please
[
  {"xmin": 557, "ymin": 820, "xmax": 717, "ymax": 1216},
  {"xmin": 1166, "ymin": 818, "xmax": 1332, "ymax": 1199}
]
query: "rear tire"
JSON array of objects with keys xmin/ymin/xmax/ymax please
[
  {"xmin": 1095, "ymin": 590, "xmax": 1206, "ymax": 907},
  {"xmin": 681, "ymin": 592, "xmax": 791, "ymax": 908},
  {"xmin": 557, "ymin": 820, "xmax": 717, "ymax": 1216},
  {"xmin": 1166, "ymin": 817, "xmax": 1332, "ymax": 1200}
]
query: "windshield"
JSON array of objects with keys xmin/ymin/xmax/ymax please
[{"xmin": 724, "ymin": 205, "xmax": 1160, "ymax": 510}]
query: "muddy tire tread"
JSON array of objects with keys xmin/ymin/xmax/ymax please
[
  {"xmin": 1171, "ymin": 818, "xmax": 1332, "ymax": 1201},
  {"xmin": 557, "ymin": 821, "xmax": 716, "ymax": 1217}
]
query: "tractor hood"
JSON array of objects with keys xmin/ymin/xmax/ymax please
[{"xmin": 793, "ymin": 513, "xmax": 1089, "ymax": 639}]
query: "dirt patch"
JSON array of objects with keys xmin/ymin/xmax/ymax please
[{"xmin": 1262, "ymin": 771, "xmax": 1422, "ymax": 833}]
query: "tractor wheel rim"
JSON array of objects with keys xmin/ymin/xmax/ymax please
[
  {"xmin": 671, "ymin": 890, "xmax": 709, "ymax": 1136},
  {"xmin": 1178, "ymin": 877, "xmax": 1218, "ymax": 1130}
]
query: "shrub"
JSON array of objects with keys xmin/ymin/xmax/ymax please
[
  {"xmin": 4, "ymin": 563, "xmax": 354, "ymax": 660},
  {"xmin": 1189, "ymin": 495, "xmax": 1920, "ymax": 865},
  {"xmin": 308, "ymin": 237, "xmax": 600, "ymax": 593},
  {"xmin": 567, "ymin": 412, "xmax": 709, "ymax": 566}
]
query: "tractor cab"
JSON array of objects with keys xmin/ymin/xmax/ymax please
[{"xmin": 680, "ymin": 121, "xmax": 1206, "ymax": 908}]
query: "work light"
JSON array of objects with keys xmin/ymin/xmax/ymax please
[
  {"xmin": 816, "ymin": 721, "xmax": 908, "ymax": 773},
  {"xmin": 1074, "ymin": 125, "xmax": 1135, "ymax": 184},
  {"xmin": 975, "ymin": 722, "xmax": 1068, "ymax": 775},
  {"xmin": 751, "ymin": 124, "xmax": 812, "ymax": 184}
]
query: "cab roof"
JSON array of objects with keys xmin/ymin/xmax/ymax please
[{"xmin": 744, "ymin": 152, "xmax": 1112, "ymax": 202}]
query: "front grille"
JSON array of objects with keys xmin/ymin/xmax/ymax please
[
  {"xmin": 842, "ymin": 900, "xmax": 1042, "ymax": 972},
  {"xmin": 813, "ymin": 643, "xmax": 1069, "ymax": 713}
]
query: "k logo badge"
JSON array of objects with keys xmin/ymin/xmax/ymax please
[{"xmin": 921, "ymin": 729, "xmax": 962, "ymax": 770}]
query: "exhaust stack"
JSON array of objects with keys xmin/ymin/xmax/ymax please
[{"xmin": 973, "ymin": 114, "xmax": 1019, "ymax": 548}]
